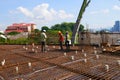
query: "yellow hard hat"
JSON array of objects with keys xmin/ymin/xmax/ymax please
[{"xmin": 58, "ymin": 31, "xmax": 61, "ymax": 33}]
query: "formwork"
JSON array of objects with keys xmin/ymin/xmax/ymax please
[{"xmin": 0, "ymin": 45, "xmax": 119, "ymax": 80}]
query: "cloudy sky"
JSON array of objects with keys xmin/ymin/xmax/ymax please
[{"xmin": 0, "ymin": 0, "xmax": 120, "ymax": 31}]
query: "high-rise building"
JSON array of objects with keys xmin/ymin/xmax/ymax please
[{"xmin": 111, "ymin": 21, "xmax": 120, "ymax": 32}]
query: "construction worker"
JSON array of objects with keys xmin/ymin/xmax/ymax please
[
  {"xmin": 58, "ymin": 31, "xmax": 64, "ymax": 51},
  {"xmin": 40, "ymin": 30, "xmax": 47, "ymax": 52},
  {"xmin": 65, "ymin": 31, "xmax": 71, "ymax": 51}
]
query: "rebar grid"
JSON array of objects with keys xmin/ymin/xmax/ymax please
[{"xmin": 0, "ymin": 45, "xmax": 119, "ymax": 80}]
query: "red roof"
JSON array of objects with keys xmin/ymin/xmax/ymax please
[
  {"xmin": 5, "ymin": 23, "xmax": 36, "ymax": 34},
  {"xmin": 12, "ymin": 23, "xmax": 35, "ymax": 27}
]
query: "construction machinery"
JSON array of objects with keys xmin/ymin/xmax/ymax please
[{"xmin": 71, "ymin": 0, "xmax": 91, "ymax": 44}]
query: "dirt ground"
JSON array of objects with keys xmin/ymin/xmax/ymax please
[{"xmin": 0, "ymin": 45, "xmax": 119, "ymax": 80}]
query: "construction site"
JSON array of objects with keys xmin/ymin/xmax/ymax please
[
  {"xmin": 0, "ymin": 0, "xmax": 120, "ymax": 80},
  {"xmin": 0, "ymin": 44, "xmax": 120, "ymax": 80}
]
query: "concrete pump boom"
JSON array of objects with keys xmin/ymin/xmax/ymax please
[{"xmin": 71, "ymin": 0, "xmax": 91, "ymax": 44}]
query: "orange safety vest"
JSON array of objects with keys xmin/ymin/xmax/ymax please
[{"xmin": 59, "ymin": 34, "xmax": 64, "ymax": 42}]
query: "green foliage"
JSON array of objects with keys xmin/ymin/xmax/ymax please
[
  {"xmin": 51, "ymin": 22, "xmax": 75, "ymax": 33},
  {"xmin": 7, "ymin": 38, "xmax": 28, "ymax": 44},
  {"xmin": 28, "ymin": 32, "xmax": 41, "ymax": 44},
  {"xmin": 51, "ymin": 22, "xmax": 84, "ymax": 33},
  {"xmin": 51, "ymin": 24, "xmax": 61, "ymax": 30},
  {"xmin": 0, "ymin": 22, "xmax": 85, "ymax": 45},
  {"xmin": 34, "ymin": 29, "xmax": 40, "ymax": 33},
  {"xmin": 29, "ymin": 29, "xmax": 41, "ymax": 44},
  {"xmin": 41, "ymin": 26, "xmax": 50, "ymax": 31},
  {"xmin": 28, "ymin": 30, "xmax": 60, "ymax": 44},
  {"xmin": 46, "ymin": 30, "xmax": 59, "ymax": 44},
  {"xmin": 8, "ymin": 31, "xmax": 20, "ymax": 35},
  {"xmin": 29, "ymin": 22, "xmax": 84, "ymax": 44},
  {"xmin": 79, "ymin": 24, "xmax": 84, "ymax": 31},
  {"xmin": 0, "ymin": 32, "xmax": 3, "ymax": 35},
  {"xmin": 0, "ymin": 37, "xmax": 6, "ymax": 44}
]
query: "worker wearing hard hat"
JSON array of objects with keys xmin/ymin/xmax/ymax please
[
  {"xmin": 41, "ymin": 30, "xmax": 47, "ymax": 52},
  {"xmin": 58, "ymin": 31, "xmax": 64, "ymax": 51},
  {"xmin": 65, "ymin": 31, "xmax": 71, "ymax": 51}
]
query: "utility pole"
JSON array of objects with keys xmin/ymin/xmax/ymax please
[{"xmin": 71, "ymin": 0, "xmax": 91, "ymax": 44}]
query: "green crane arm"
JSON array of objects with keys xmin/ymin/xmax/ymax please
[{"xmin": 71, "ymin": 0, "xmax": 91, "ymax": 44}]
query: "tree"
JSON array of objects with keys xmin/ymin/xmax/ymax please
[
  {"xmin": 51, "ymin": 22, "xmax": 75, "ymax": 33},
  {"xmin": 7, "ymin": 31, "xmax": 20, "ymax": 35},
  {"xmin": 41, "ymin": 26, "xmax": 49, "ymax": 31},
  {"xmin": 51, "ymin": 24, "xmax": 61, "ymax": 30},
  {"xmin": 34, "ymin": 29, "xmax": 40, "ymax": 33},
  {"xmin": 61, "ymin": 22, "xmax": 71, "ymax": 32},
  {"xmin": 79, "ymin": 24, "xmax": 84, "ymax": 31}
]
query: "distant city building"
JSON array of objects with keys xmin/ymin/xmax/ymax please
[
  {"xmin": 5, "ymin": 23, "xmax": 36, "ymax": 34},
  {"xmin": 111, "ymin": 20, "xmax": 120, "ymax": 32}
]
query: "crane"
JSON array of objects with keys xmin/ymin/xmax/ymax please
[{"xmin": 71, "ymin": 0, "xmax": 91, "ymax": 44}]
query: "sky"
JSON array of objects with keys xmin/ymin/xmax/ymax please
[{"xmin": 0, "ymin": 0, "xmax": 120, "ymax": 31}]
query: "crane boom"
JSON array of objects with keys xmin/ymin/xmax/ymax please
[{"xmin": 71, "ymin": 0, "xmax": 91, "ymax": 44}]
